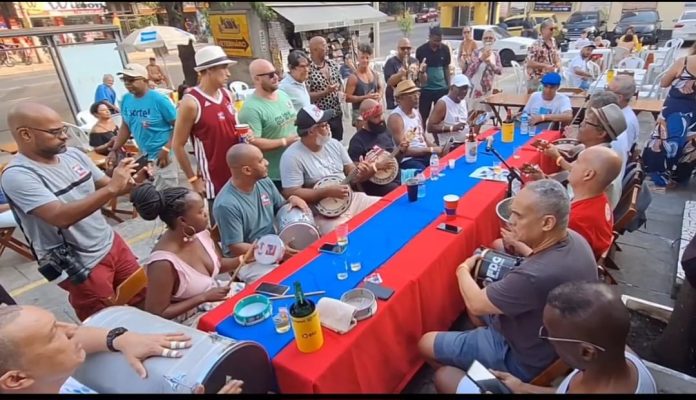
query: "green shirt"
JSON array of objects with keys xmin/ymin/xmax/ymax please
[
  {"xmin": 212, "ymin": 178, "xmax": 286, "ymax": 257},
  {"xmin": 238, "ymin": 90, "xmax": 297, "ymax": 181}
]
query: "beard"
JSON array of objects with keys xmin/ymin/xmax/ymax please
[{"xmin": 367, "ymin": 121, "xmax": 387, "ymax": 133}]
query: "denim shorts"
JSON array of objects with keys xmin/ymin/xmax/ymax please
[{"xmin": 433, "ymin": 316, "xmax": 537, "ymax": 382}]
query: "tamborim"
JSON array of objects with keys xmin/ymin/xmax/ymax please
[
  {"xmin": 313, "ymin": 175, "xmax": 353, "ymax": 218},
  {"xmin": 275, "ymin": 203, "xmax": 320, "ymax": 250},
  {"xmin": 367, "ymin": 147, "xmax": 399, "ymax": 185},
  {"xmin": 473, "ymin": 247, "xmax": 523, "ymax": 287},
  {"xmin": 73, "ymin": 306, "xmax": 275, "ymax": 393}
]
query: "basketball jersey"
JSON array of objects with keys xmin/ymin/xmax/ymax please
[{"xmin": 186, "ymin": 87, "xmax": 240, "ymax": 198}]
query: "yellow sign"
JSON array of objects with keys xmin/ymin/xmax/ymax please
[{"xmin": 210, "ymin": 14, "xmax": 253, "ymax": 58}]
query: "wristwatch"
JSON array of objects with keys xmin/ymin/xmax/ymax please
[{"xmin": 106, "ymin": 327, "xmax": 129, "ymax": 352}]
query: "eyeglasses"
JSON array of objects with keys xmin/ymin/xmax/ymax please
[
  {"xmin": 538, "ymin": 326, "xmax": 606, "ymax": 352},
  {"xmin": 23, "ymin": 125, "xmax": 68, "ymax": 137},
  {"xmin": 399, "ymin": 47, "xmax": 412, "ymax": 51},
  {"xmin": 581, "ymin": 119, "xmax": 601, "ymax": 129},
  {"xmin": 120, "ymin": 76, "xmax": 144, "ymax": 83},
  {"xmin": 542, "ymin": 84, "xmax": 559, "ymax": 89},
  {"xmin": 313, "ymin": 122, "xmax": 330, "ymax": 130},
  {"xmin": 294, "ymin": 63, "xmax": 309, "ymax": 69},
  {"xmin": 256, "ymin": 71, "xmax": 278, "ymax": 78}
]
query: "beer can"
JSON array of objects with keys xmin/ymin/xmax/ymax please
[{"xmin": 473, "ymin": 247, "xmax": 523, "ymax": 287}]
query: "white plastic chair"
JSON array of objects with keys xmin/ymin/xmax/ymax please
[
  {"xmin": 617, "ymin": 56, "xmax": 645, "ymax": 70},
  {"xmin": 229, "ymin": 81, "xmax": 249, "ymax": 94},
  {"xmin": 611, "ymin": 47, "xmax": 630, "ymax": 69},
  {"xmin": 76, "ymin": 110, "xmax": 97, "ymax": 127},
  {"xmin": 510, "ymin": 61, "xmax": 526, "ymax": 94},
  {"xmin": 64, "ymin": 122, "xmax": 93, "ymax": 152},
  {"xmin": 638, "ymin": 69, "xmax": 669, "ymax": 99},
  {"xmin": 664, "ymin": 38, "xmax": 684, "ymax": 50}
]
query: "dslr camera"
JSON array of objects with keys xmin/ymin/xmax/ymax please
[{"xmin": 38, "ymin": 243, "xmax": 91, "ymax": 284}]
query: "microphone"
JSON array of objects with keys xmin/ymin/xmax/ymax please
[{"xmin": 486, "ymin": 136, "xmax": 494, "ymax": 152}]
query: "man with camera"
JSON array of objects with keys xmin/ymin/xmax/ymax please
[
  {"xmin": 0, "ymin": 102, "xmax": 151, "ymax": 321},
  {"xmin": 418, "ymin": 180, "xmax": 598, "ymax": 384}
]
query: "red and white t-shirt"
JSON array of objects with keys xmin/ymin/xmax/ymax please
[
  {"xmin": 185, "ymin": 87, "xmax": 241, "ymax": 198},
  {"xmin": 569, "ymin": 194, "xmax": 614, "ymax": 261}
]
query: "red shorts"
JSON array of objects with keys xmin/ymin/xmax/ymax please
[{"xmin": 58, "ymin": 233, "xmax": 146, "ymax": 321}]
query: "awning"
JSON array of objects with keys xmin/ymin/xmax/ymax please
[{"xmin": 266, "ymin": 2, "xmax": 388, "ymax": 32}]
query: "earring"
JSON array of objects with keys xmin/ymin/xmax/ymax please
[{"xmin": 183, "ymin": 225, "xmax": 196, "ymax": 243}]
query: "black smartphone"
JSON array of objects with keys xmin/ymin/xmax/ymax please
[
  {"xmin": 437, "ymin": 223, "xmax": 462, "ymax": 234},
  {"xmin": 318, "ymin": 243, "xmax": 347, "ymax": 255},
  {"xmin": 132, "ymin": 154, "xmax": 149, "ymax": 174},
  {"xmin": 363, "ymin": 281, "xmax": 395, "ymax": 301},
  {"xmin": 255, "ymin": 282, "xmax": 290, "ymax": 297},
  {"xmin": 466, "ymin": 360, "xmax": 512, "ymax": 394}
]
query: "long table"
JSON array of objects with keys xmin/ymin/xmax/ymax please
[{"xmin": 199, "ymin": 128, "xmax": 561, "ymax": 393}]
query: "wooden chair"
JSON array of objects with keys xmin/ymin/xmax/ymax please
[
  {"xmin": 530, "ymin": 358, "xmax": 572, "ymax": 387},
  {"xmin": 1, "ymin": 283, "xmax": 17, "ymax": 305},
  {"xmin": 603, "ymin": 184, "xmax": 641, "ymax": 270},
  {"xmin": 106, "ymin": 267, "xmax": 148, "ymax": 306},
  {"xmin": 597, "ymin": 244, "xmax": 619, "ymax": 284},
  {"xmin": 0, "ymin": 227, "xmax": 33, "ymax": 260}
]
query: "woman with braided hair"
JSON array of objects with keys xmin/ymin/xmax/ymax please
[{"xmin": 131, "ymin": 184, "xmax": 250, "ymax": 322}]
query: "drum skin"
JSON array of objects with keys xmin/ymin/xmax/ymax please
[
  {"xmin": 313, "ymin": 175, "xmax": 352, "ymax": 218},
  {"xmin": 275, "ymin": 204, "xmax": 320, "ymax": 250},
  {"xmin": 73, "ymin": 306, "xmax": 276, "ymax": 394},
  {"xmin": 369, "ymin": 153, "xmax": 399, "ymax": 185}
]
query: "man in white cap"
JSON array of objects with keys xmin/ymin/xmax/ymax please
[
  {"xmin": 279, "ymin": 105, "xmax": 379, "ymax": 235},
  {"xmin": 110, "ymin": 63, "xmax": 179, "ymax": 189},
  {"xmin": 172, "ymin": 45, "xmax": 240, "ymax": 220},
  {"xmin": 427, "ymin": 74, "xmax": 471, "ymax": 145},
  {"xmin": 387, "ymin": 79, "xmax": 445, "ymax": 172},
  {"xmin": 568, "ymin": 42, "xmax": 596, "ymax": 90}
]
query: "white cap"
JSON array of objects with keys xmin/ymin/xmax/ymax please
[
  {"xmin": 117, "ymin": 63, "xmax": 148, "ymax": 79},
  {"xmin": 194, "ymin": 45, "xmax": 237, "ymax": 72},
  {"xmin": 451, "ymin": 74, "xmax": 471, "ymax": 88}
]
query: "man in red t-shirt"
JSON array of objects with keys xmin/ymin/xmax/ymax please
[
  {"xmin": 566, "ymin": 145, "xmax": 624, "ymax": 260},
  {"xmin": 172, "ymin": 45, "xmax": 241, "ymax": 221},
  {"xmin": 495, "ymin": 146, "xmax": 623, "ymax": 261}
]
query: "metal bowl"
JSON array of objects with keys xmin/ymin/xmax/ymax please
[
  {"xmin": 496, "ymin": 197, "xmax": 514, "ymax": 225},
  {"xmin": 340, "ymin": 288, "xmax": 377, "ymax": 321}
]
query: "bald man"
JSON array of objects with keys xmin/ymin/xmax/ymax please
[
  {"xmin": 306, "ymin": 36, "xmax": 344, "ymax": 140},
  {"xmin": 383, "ymin": 37, "xmax": 428, "ymax": 110},
  {"xmin": 212, "ymin": 144, "xmax": 308, "ymax": 273},
  {"xmin": 0, "ymin": 103, "xmax": 150, "ymax": 320},
  {"xmin": 438, "ymin": 282, "xmax": 657, "ymax": 394},
  {"xmin": 499, "ymin": 146, "xmax": 623, "ymax": 261},
  {"xmin": 348, "ymin": 99, "xmax": 408, "ymax": 196},
  {"xmin": 237, "ymin": 59, "xmax": 300, "ymax": 192}
]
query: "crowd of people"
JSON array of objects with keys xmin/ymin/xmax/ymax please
[{"xmin": 2, "ymin": 18, "xmax": 696, "ymax": 394}]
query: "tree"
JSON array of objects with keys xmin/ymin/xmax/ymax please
[
  {"xmin": 143, "ymin": 2, "xmax": 184, "ymax": 29},
  {"xmin": 397, "ymin": 10, "xmax": 415, "ymax": 37}
]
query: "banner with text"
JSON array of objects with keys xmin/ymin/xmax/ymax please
[{"xmin": 210, "ymin": 14, "xmax": 253, "ymax": 58}]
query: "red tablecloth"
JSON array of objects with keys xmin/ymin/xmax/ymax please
[{"xmin": 270, "ymin": 130, "xmax": 563, "ymax": 393}]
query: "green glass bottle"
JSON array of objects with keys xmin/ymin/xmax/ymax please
[{"xmin": 289, "ymin": 281, "xmax": 315, "ymax": 318}]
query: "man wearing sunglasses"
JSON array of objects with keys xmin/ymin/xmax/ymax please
[
  {"xmin": 521, "ymin": 72, "xmax": 572, "ymax": 132},
  {"xmin": 1, "ymin": 102, "xmax": 151, "ymax": 320},
  {"xmin": 419, "ymin": 179, "xmax": 598, "ymax": 386},
  {"xmin": 110, "ymin": 63, "xmax": 179, "ymax": 190},
  {"xmin": 437, "ymin": 282, "xmax": 656, "ymax": 394},
  {"xmin": 238, "ymin": 59, "xmax": 300, "ymax": 192},
  {"xmin": 383, "ymin": 38, "xmax": 427, "ymax": 111},
  {"xmin": 525, "ymin": 19, "xmax": 562, "ymax": 94}
]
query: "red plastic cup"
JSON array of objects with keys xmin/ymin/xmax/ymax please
[
  {"xmin": 236, "ymin": 124, "xmax": 250, "ymax": 143},
  {"xmin": 443, "ymin": 194, "xmax": 459, "ymax": 220}
]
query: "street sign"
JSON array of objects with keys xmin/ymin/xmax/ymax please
[{"xmin": 210, "ymin": 14, "xmax": 253, "ymax": 58}]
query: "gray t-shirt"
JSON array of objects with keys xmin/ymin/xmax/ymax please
[
  {"xmin": 486, "ymin": 230, "xmax": 598, "ymax": 374},
  {"xmin": 0, "ymin": 148, "xmax": 114, "ymax": 270},
  {"xmin": 279, "ymin": 139, "xmax": 353, "ymax": 189},
  {"xmin": 556, "ymin": 352, "xmax": 657, "ymax": 393},
  {"xmin": 212, "ymin": 178, "xmax": 285, "ymax": 257}
]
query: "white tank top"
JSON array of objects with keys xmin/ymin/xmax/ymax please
[
  {"xmin": 391, "ymin": 106, "xmax": 426, "ymax": 162},
  {"xmin": 441, "ymin": 95, "xmax": 469, "ymax": 139}
]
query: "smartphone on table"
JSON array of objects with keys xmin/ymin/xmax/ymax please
[
  {"xmin": 318, "ymin": 243, "xmax": 347, "ymax": 255},
  {"xmin": 437, "ymin": 223, "xmax": 462, "ymax": 234},
  {"xmin": 255, "ymin": 282, "xmax": 290, "ymax": 297}
]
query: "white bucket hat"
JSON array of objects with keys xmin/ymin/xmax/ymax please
[{"xmin": 194, "ymin": 45, "xmax": 237, "ymax": 72}]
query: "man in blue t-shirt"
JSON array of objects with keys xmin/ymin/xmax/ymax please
[
  {"xmin": 109, "ymin": 63, "xmax": 179, "ymax": 189},
  {"xmin": 93, "ymin": 74, "xmax": 119, "ymax": 113}
]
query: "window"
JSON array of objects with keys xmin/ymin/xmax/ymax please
[
  {"xmin": 619, "ymin": 11, "xmax": 659, "ymax": 24},
  {"xmin": 567, "ymin": 13, "xmax": 598, "ymax": 24},
  {"xmin": 506, "ymin": 17, "xmax": 524, "ymax": 28},
  {"xmin": 473, "ymin": 28, "xmax": 483, "ymax": 41},
  {"xmin": 681, "ymin": 11, "xmax": 696, "ymax": 20}
]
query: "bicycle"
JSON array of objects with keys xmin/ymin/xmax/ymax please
[{"xmin": 0, "ymin": 47, "xmax": 15, "ymax": 67}]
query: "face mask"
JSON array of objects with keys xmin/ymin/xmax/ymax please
[{"xmin": 367, "ymin": 121, "xmax": 387, "ymax": 133}]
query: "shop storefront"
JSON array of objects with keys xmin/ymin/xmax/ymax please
[{"xmin": 17, "ymin": 2, "xmax": 107, "ymax": 43}]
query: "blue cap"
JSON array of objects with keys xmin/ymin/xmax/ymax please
[{"xmin": 540, "ymin": 72, "xmax": 561, "ymax": 86}]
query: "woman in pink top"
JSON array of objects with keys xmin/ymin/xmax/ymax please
[{"xmin": 131, "ymin": 184, "xmax": 249, "ymax": 320}]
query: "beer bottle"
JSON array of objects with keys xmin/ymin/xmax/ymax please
[{"xmin": 289, "ymin": 281, "xmax": 314, "ymax": 318}]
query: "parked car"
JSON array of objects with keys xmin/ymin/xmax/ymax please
[
  {"xmin": 610, "ymin": 10, "xmax": 662, "ymax": 45},
  {"xmin": 672, "ymin": 9, "xmax": 696, "ymax": 43},
  {"xmin": 415, "ymin": 8, "xmax": 438, "ymax": 23},
  {"xmin": 562, "ymin": 10, "xmax": 608, "ymax": 41},
  {"xmin": 449, "ymin": 25, "xmax": 536, "ymax": 67}
]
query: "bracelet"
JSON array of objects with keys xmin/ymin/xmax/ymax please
[
  {"xmin": 281, "ymin": 138, "xmax": 288, "ymax": 147},
  {"xmin": 106, "ymin": 327, "xmax": 128, "ymax": 352},
  {"xmin": 556, "ymin": 155, "xmax": 564, "ymax": 167},
  {"xmin": 162, "ymin": 146, "xmax": 170, "ymax": 153},
  {"xmin": 188, "ymin": 176, "xmax": 199, "ymax": 183}
]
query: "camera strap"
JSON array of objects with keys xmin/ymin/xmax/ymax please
[{"xmin": 1, "ymin": 164, "xmax": 95, "ymax": 257}]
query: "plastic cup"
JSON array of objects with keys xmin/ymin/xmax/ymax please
[
  {"xmin": 448, "ymin": 159, "xmax": 456, "ymax": 169},
  {"xmin": 406, "ymin": 178, "xmax": 419, "ymax": 202},
  {"xmin": 336, "ymin": 223, "xmax": 349, "ymax": 247},
  {"xmin": 443, "ymin": 194, "xmax": 459, "ymax": 220},
  {"xmin": 236, "ymin": 124, "xmax": 250, "ymax": 143},
  {"xmin": 501, "ymin": 122, "xmax": 515, "ymax": 143}
]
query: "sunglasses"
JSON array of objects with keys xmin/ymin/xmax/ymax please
[
  {"xmin": 399, "ymin": 47, "xmax": 412, "ymax": 51},
  {"xmin": 538, "ymin": 326, "xmax": 606, "ymax": 352},
  {"xmin": 256, "ymin": 71, "xmax": 278, "ymax": 78},
  {"xmin": 24, "ymin": 125, "xmax": 68, "ymax": 137},
  {"xmin": 120, "ymin": 76, "xmax": 144, "ymax": 83}
]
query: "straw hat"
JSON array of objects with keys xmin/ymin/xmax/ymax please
[{"xmin": 394, "ymin": 79, "xmax": 420, "ymax": 97}]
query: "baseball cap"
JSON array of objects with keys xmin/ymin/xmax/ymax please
[
  {"xmin": 117, "ymin": 63, "xmax": 148, "ymax": 79},
  {"xmin": 451, "ymin": 74, "xmax": 471, "ymax": 88},
  {"xmin": 296, "ymin": 105, "xmax": 336, "ymax": 131},
  {"xmin": 582, "ymin": 43, "xmax": 597, "ymax": 50},
  {"xmin": 540, "ymin": 72, "xmax": 562, "ymax": 86}
]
